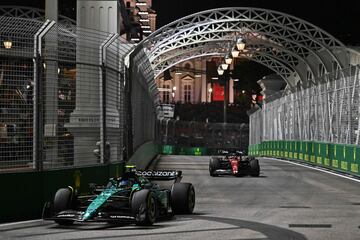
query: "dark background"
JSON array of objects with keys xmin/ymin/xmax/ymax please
[
  {"xmin": 0, "ymin": 0, "xmax": 359, "ymax": 45},
  {"xmin": 152, "ymin": 0, "xmax": 360, "ymax": 45}
]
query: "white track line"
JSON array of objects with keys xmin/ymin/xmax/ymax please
[
  {"xmin": 266, "ymin": 157, "xmax": 360, "ymax": 183},
  {"xmin": 0, "ymin": 219, "xmax": 41, "ymax": 227}
]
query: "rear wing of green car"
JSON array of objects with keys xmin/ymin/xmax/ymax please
[{"xmin": 136, "ymin": 170, "xmax": 182, "ymax": 182}]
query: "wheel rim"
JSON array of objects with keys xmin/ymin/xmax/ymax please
[
  {"xmin": 148, "ymin": 196, "xmax": 156, "ymax": 221},
  {"xmin": 188, "ymin": 187, "xmax": 195, "ymax": 212}
]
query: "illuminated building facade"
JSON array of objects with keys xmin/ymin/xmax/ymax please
[
  {"xmin": 156, "ymin": 58, "xmax": 235, "ymax": 104},
  {"xmin": 123, "ymin": 0, "xmax": 156, "ymax": 41}
]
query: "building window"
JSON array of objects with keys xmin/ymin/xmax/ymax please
[
  {"xmin": 162, "ymin": 83, "xmax": 170, "ymax": 103},
  {"xmin": 183, "ymin": 84, "xmax": 192, "ymax": 103}
]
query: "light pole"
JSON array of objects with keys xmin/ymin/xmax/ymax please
[
  {"xmin": 218, "ymin": 69, "xmax": 231, "ymax": 123},
  {"xmin": 217, "ymin": 37, "xmax": 246, "ymax": 123},
  {"xmin": 218, "ymin": 61, "xmax": 234, "ymax": 123}
]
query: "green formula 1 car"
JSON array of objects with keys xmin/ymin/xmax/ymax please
[{"xmin": 42, "ymin": 167, "xmax": 195, "ymax": 226}]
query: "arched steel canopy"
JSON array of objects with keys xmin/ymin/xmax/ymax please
[
  {"xmin": 152, "ymin": 35, "xmax": 318, "ymax": 87},
  {"xmin": 135, "ymin": 7, "xmax": 348, "ymax": 92},
  {"xmin": 153, "ymin": 42, "xmax": 301, "ymax": 87}
]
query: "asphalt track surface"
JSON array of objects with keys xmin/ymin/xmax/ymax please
[{"xmin": 1, "ymin": 156, "xmax": 360, "ymax": 240}]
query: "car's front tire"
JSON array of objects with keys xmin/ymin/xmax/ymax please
[
  {"xmin": 209, "ymin": 157, "xmax": 220, "ymax": 176},
  {"xmin": 250, "ymin": 159, "xmax": 260, "ymax": 177},
  {"xmin": 131, "ymin": 189, "xmax": 157, "ymax": 226},
  {"xmin": 53, "ymin": 188, "xmax": 74, "ymax": 225}
]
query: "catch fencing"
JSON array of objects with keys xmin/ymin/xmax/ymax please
[
  {"xmin": 249, "ymin": 65, "xmax": 360, "ymax": 145},
  {"xmin": 0, "ymin": 17, "xmax": 43, "ymax": 170},
  {"xmin": 0, "ymin": 16, "xmax": 159, "ymax": 171}
]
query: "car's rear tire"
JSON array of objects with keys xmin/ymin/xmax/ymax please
[
  {"xmin": 209, "ymin": 157, "xmax": 220, "ymax": 176},
  {"xmin": 250, "ymin": 159, "xmax": 260, "ymax": 177},
  {"xmin": 171, "ymin": 183, "xmax": 195, "ymax": 214},
  {"xmin": 131, "ymin": 189, "xmax": 157, "ymax": 226},
  {"xmin": 53, "ymin": 188, "xmax": 74, "ymax": 225}
]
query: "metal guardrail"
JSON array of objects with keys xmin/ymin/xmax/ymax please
[{"xmin": 249, "ymin": 65, "xmax": 360, "ymax": 145}]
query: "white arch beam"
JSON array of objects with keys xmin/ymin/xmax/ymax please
[
  {"xmin": 153, "ymin": 39, "xmax": 316, "ymax": 81},
  {"xmin": 139, "ymin": 7, "xmax": 348, "ymax": 87},
  {"xmin": 153, "ymin": 44, "xmax": 306, "ymax": 87},
  {"xmin": 149, "ymin": 31, "xmax": 319, "ymax": 87},
  {"xmin": 154, "ymin": 51, "xmax": 297, "ymax": 88},
  {"xmin": 147, "ymin": 23, "xmax": 335, "ymax": 79},
  {"xmin": 146, "ymin": 8, "xmax": 344, "ymax": 51}
]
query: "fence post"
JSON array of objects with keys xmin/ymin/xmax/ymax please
[
  {"xmin": 347, "ymin": 77, "xmax": 352, "ymax": 144},
  {"xmin": 355, "ymin": 67, "xmax": 360, "ymax": 145},
  {"xmin": 33, "ymin": 20, "xmax": 54, "ymax": 171},
  {"xmin": 99, "ymin": 33, "xmax": 118, "ymax": 164},
  {"xmin": 124, "ymin": 50, "xmax": 134, "ymax": 162}
]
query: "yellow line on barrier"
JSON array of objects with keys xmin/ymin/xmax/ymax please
[{"xmin": 354, "ymin": 147, "xmax": 357, "ymax": 162}]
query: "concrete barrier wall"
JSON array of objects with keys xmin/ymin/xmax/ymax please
[
  {"xmin": 128, "ymin": 141, "xmax": 160, "ymax": 169},
  {"xmin": 249, "ymin": 141, "xmax": 360, "ymax": 177}
]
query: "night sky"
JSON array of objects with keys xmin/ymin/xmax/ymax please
[
  {"xmin": 0, "ymin": 0, "xmax": 359, "ymax": 45},
  {"xmin": 152, "ymin": 0, "xmax": 360, "ymax": 45}
]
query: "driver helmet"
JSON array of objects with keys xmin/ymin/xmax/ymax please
[{"xmin": 118, "ymin": 178, "xmax": 133, "ymax": 188}]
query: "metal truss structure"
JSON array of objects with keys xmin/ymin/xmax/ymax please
[
  {"xmin": 153, "ymin": 41, "xmax": 301, "ymax": 87},
  {"xmin": 138, "ymin": 7, "xmax": 350, "ymax": 91},
  {"xmin": 0, "ymin": 6, "xmax": 76, "ymax": 32}
]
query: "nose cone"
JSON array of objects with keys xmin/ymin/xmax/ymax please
[
  {"xmin": 83, "ymin": 212, "xmax": 91, "ymax": 220},
  {"xmin": 82, "ymin": 187, "xmax": 118, "ymax": 220}
]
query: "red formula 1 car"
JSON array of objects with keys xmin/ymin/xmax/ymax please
[{"xmin": 209, "ymin": 150, "xmax": 260, "ymax": 177}]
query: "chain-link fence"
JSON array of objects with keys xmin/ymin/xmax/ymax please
[
  {"xmin": 0, "ymin": 17, "xmax": 137, "ymax": 171},
  {"xmin": 249, "ymin": 65, "xmax": 360, "ymax": 145},
  {"xmin": 0, "ymin": 17, "xmax": 44, "ymax": 170},
  {"xmin": 158, "ymin": 118, "xmax": 249, "ymax": 150}
]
